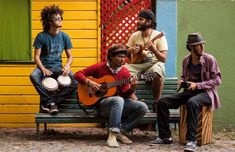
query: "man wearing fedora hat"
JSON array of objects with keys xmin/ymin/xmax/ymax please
[
  {"xmin": 150, "ymin": 33, "xmax": 222, "ymax": 152},
  {"xmin": 74, "ymin": 44, "xmax": 148, "ymax": 148},
  {"xmin": 125, "ymin": 9, "xmax": 168, "ymax": 112}
]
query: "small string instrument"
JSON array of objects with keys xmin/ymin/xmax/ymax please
[{"xmin": 129, "ymin": 32, "xmax": 164, "ymax": 64}]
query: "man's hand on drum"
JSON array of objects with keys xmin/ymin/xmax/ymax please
[
  {"xmin": 62, "ymin": 65, "xmax": 70, "ymax": 76},
  {"xmin": 41, "ymin": 67, "xmax": 53, "ymax": 76}
]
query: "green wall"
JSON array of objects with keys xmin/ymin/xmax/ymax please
[{"xmin": 177, "ymin": 0, "xmax": 235, "ymax": 128}]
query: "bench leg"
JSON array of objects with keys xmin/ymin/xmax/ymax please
[
  {"xmin": 36, "ymin": 123, "xmax": 40, "ymax": 141},
  {"xmin": 44, "ymin": 123, "xmax": 47, "ymax": 134}
]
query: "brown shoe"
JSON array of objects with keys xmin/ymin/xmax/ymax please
[
  {"xmin": 107, "ymin": 131, "xmax": 119, "ymax": 148},
  {"xmin": 116, "ymin": 133, "xmax": 132, "ymax": 144}
]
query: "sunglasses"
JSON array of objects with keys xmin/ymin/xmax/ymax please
[{"xmin": 51, "ymin": 16, "xmax": 63, "ymax": 22}]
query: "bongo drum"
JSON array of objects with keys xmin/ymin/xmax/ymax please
[
  {"xmin": 42, "ymin": 77, "xmax": 59, "ymax": 91},
  {"xmin": 57, "ymin": 75, "xmax": 71, "ymax": 87}
]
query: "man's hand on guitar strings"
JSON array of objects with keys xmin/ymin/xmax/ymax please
[
  {"xmin": 129, "ymin": 45, "xmax": 141, "ymax": 54},
  {"xmin": 130, "ymin": 75, "xmax": 138, "ymax": 90},
  {"xmin": 87, "ymin": 80, "xmax": 101, "ymax": 91},
  {"xmin": 134, "ymin": 44, "xmax": 141, "ymax": 54},
  {"xmin": 146, "ymin": 41, "xmax": 157, "ymax": 53}
]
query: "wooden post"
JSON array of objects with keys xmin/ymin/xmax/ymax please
[{"xmin": 179, "ymin": 105, "xmax": 213, "ymax": 146}]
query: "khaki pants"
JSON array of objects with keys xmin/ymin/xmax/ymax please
[{"xmin": 124, "ymin": 61, "xmax": 165, "ymax": 78}]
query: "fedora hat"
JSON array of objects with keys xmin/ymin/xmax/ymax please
[{"xmin": 186, "ymin": 32, "xmax": 206, "ymax": 45}]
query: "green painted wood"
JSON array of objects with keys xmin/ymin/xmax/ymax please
[
  {"xmin": 0, "ymin": 0, "xmax": 31, "ymax": 61},
  {"xmin": 177, "ymin": 1, "xmax": 235, "ymax": 128}
]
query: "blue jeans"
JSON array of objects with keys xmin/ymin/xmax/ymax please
[
  {"xmin": 97, "ymin": 96, "xmax": 148, "ymax": 133},
  {"xmin": 30, "ymin": 67, "xmax": 77, "ymax": 107}
]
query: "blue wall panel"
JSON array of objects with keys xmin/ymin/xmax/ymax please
[{"xmin": 156, "ymin": 0, "xmax": 177, "ymax": 77}]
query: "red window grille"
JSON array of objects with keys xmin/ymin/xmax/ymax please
[{"xmin": 100, "ymin": 0, "xmax": 151, "ymax": 62}]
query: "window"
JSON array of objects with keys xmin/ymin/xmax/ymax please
[{"xmin": 0, "ymin": 0, "xmax": 31, "ymax": 61}]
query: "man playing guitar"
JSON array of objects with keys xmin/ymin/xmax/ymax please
[
  {"xmin": 125, "ymin": 9, "xmax": 168, "ymax": 112},
  {"xmin": 74, "ymin": 44, "xmax": 148, "ymax": 148}
]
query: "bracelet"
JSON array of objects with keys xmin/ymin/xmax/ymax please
[
  {"xmin": 65, "ymin": 65, "xmax": 70, "ymax": 69},
  {"xmin": 153, "ymin": 49, "xmax": 159, "ymax": 54},
  {"xmin": 87, "ymin": 80, "xmax": 91, "ymax": 86}
]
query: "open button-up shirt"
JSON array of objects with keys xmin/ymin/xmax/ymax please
[{"xmin": 181, "ymin": 53, "xmax": 222, "ymax": 110}]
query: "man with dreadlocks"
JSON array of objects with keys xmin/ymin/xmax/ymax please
[{"xmin": 30, "ymin": 5, "xmax": 77, "ymax": 115}]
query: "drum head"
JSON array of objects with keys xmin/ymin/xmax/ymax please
[
  {"xmin": 57, "ymin": 75, "xmax": 71, "ymax": 87},
  {"xmin": 42, "ymin": 77, "xmax": 58, "ymax": 91}
]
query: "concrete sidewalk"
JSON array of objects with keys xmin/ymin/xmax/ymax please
[{"xmin": 0, "ymin": 128, "xmax": 234, "ymax": 152}]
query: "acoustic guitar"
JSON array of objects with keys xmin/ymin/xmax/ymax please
[
  {"xmin": 129, "ymin": 32, "xmax": 164, "ymax": 64},
  {"xmin": 78, "ymin": 72, "xmax": 158, "ymax": 106}
]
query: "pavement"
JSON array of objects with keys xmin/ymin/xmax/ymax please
[{"xmin": 0, "ymin": 127, "xmax": 234, "ymax": 152}]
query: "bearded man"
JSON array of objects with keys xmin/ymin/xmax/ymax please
[{"xmin": 125, "ymin": 9, "xmax": 168, "ymax": 111}]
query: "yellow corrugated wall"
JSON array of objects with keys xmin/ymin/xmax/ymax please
[{"xmin": 0, "ymin": 0, "xmax": 100, "ymax": 127}]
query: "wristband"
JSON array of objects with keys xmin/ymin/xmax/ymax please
[
  {"xmin": 87, "ymin": 80, "xmax": 91, "ymax": 86},
  {"xmin": 65, "ymin": 65, "xmax": 70, "ymax": 69}
]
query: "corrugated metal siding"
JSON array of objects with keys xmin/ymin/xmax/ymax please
[{"xmin": 0, "ymin": 0, "xmax": 100, "ymax": 127}]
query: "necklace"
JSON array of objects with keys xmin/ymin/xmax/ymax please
[
  {"xmin": 141, "ymin": 29, "xmax": 153, "ymax": 50},
  {"xmin": 141, "ymin": 29, "xmax": 153, "ymax": 45}
]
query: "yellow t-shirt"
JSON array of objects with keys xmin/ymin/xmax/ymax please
[{"xmin": 126, "ymin": 30, "xmax": 168, "ymax": 63}]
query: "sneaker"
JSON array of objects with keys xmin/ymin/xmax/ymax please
[
  {"xmin": 50, "ymin": 102, "xmax": 58, "ymax": 115},
  {"xmin": 107, "ymin": 131, "xmax": 119, "ymax": 148},
  {"xmin": 41, "ymin": 105, "xmax": 50, "ymax": 113},
  {"xmin": 116, "ymin": 133, "xmax": 132, "ymax": 144},
  {"xmin": 184, "ymin": 141, "xmax": 197, "ymax": 152},
  {"xmin": 149, "ymin": 137, "xmax": 173, "ymax": 145}
]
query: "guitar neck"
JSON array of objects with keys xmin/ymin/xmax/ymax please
[
  {"xmin": 107, "ymin": 74, "xmax": 142, "ymax": 88},
  {"xmin": 151, "ymin": 32, "xmax": 164, "ymax": 43},
  {"xmin": 140, "ymin": 32, "xmax": 164, "ymax": 52}
]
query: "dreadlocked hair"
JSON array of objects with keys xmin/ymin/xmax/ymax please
[{"xmin": 40, "ymin": 4, "xmax": 64, "ymax": 32}]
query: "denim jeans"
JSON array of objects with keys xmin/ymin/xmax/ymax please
[
  {"xmin": 157, "ymin": 91, "xmax": 211, "ymax": 141},
  {"xmin": 29, "ymin": 67, "xmax": 77, "ymax": 107},
  {"xmin": 97, "ymin": 96, "xmax": 148, "ymax": 133}
]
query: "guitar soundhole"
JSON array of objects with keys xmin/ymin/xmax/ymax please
[
  {"xmin": 95, "ymin": 83, "xmax": 108, "ymax": 97},
  {"xmin": 95, "ymin": 90, "xmax": 108, "ymax": 97}
]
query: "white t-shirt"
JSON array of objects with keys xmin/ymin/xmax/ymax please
[{"xmin": 126, "ymin": 30, "xmax": 168, "ymax": 63}]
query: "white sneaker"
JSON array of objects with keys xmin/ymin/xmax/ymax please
[
  {"xmin": 107, "ymin": 131, "xmax": 119, "ymax": 148},
  {"xmin": 149, "ymin": 137, "xmax": 173, "ymax": 145},
  {"xmin": 184, "ymin": 141, "xmax": 197, "ymax": 152}
]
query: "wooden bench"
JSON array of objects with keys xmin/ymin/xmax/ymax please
[
  {"xmin": 35, "ymin": 78, "xmax": 179, "ymax": 140},
  {"xmin": 179, "ymin": 105, "xmax": 213, "ymax": 146}
]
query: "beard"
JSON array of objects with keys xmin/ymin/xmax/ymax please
[
  {"xmin": 193, "ymin": 50, "xmax": 203, "ymax": 57},
  {"xmin": 195, "ymin": 52, "xmax": 203, "ymax": 56},
  {"xmin": 137, "ymin": 23, "xmax": 147, "ymax": 31}
]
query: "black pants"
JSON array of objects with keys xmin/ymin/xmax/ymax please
[{"xmin": 157, "ymin": 91, "xmax": 211, "ymax": 141}]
